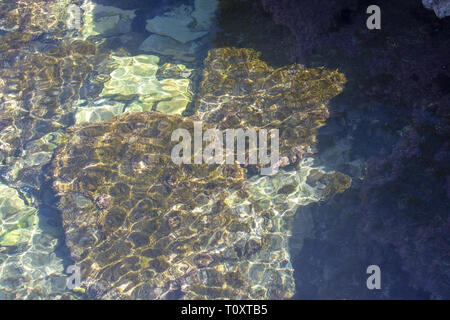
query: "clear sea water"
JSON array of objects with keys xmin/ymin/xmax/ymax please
[{"xmin": 0, "ymin": 0, "xmax": 448, "ymax": 300}]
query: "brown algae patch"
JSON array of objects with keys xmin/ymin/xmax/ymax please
[{"xmin": 52, "ymin": 48, "xmax": 350, "ymax": 299}]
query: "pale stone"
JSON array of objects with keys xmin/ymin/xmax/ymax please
[
  {"xmin": 0, "ymin": 229, "xmax": 32, "ymax": 247},
  {"xmin": 81, "ymin": 0, "xmax": 136, "ymax": 38},
  {"xmin": 156, "ymin": 96, "xmax": 190, "ymax": 115},
  {"xmin": 145, "ymin": 5, "xmax": 208, "ymax": 43},
  {"xmin": 139, "ymin": 34, "xmax": 197, "ymax": 62},
  {"xmin": 75, "ymin": 102, "xmax": 125, "ymax": 124},
  {"xmin": 99, "ymin": 55, "xmax": 192, "ymax": 115}
]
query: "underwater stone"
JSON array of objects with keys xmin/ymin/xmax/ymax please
[
  {"xmin": 75, "ymin": 101, "xmax": 125, "ymax": 124},
  {"xmin": 0, "ymin": 40, "xmax": 97, "ymax": 187},
  {"xmin": 139, "ymin": 34, "xmax": 198, "ymax": 62},
  {"xmin": 422, "ymin": 0, "xmax": 450, "ymax": 18},
  {"xmin": 0, "ymin": 0, "xmax": 73, "ymax": 37},
  {"xmin": 52, "ymin": 108, "xmax": 351, "ymax": 299},
  {"xmin": 145, "ymin": 5, "xmax": 209, "ymax": 43},
  {"xmin": 81, "ymin": 0, "xmax": 136, "ymax": 38},
  {"xmin": 51, "ymin": 111, "xmax": 316, "ymax": 299},
  {"xmin": 0, "ymin": 183, "xmax": 70, "ymax": 298},
  {"xmin": 196, "ymin": 47, "xmax": 346, "ymax": 166},
  {"xmin": 192, "ymin": 0, "xmax": 219, "ymax": 30},
  {"xmin": 52, "ymin": 111, "xmax": 260, "ymax": 299},
  {"xmin": 100, "ymin": 54, "xmax": 192, "ymax": 115}
]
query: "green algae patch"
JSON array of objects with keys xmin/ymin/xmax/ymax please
[{"xmin": 52, "ymin": 111, "xmax": 269, "ymax": 299}]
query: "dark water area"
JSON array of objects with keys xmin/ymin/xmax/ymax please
[
  {"xmin": 0, "ymin": 0, "xmax": 448, "ymax": 300},
  {"xmin": 255, "ymin": 0, "xmax": 450, "ymax": 299}
]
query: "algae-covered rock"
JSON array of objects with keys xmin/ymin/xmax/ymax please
[
  {"xmin": 99, "ymin": 54, "xmax": 192, "ymax": 115},
  {"xmin": 0, "ymin": 40, "xmax": 97, "ymax": 187},
  {"xmin": 196, "ymin": 48, "xmax": 346, "ymax": 165},
  {"xmin": 192, "ymin": 0, "xmax": 219, "ymax": 30},
  {"xmin": 53, "ymin": 110, "xmax": 312, "ymax": 299},
  {"xmin": 0, "ymin": 0, "xmax": 73, "ymax": 39},
  {"xmin": 52, "ymin": 111, "xmax": 242, "ymax": 299},
  {"xmin": 321, "ymin": 171, "xmax": 353, "ymax": 199},
  {"xmin": 145, "ymin": 5, "xmax": 209, "ymax": 44}
]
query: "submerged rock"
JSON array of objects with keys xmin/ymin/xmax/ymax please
[
  {"xmin": 139, "ymin": 34, "xmax": 198, "ymax": 62},
  {"xmin": 99, "ymin": 54, "xmax": 192, "ymax": 115},
  {"xmin": 196, "ymin": 48, "xmax": 346, "ymax": 166},
  {"xmin": 52, "ymin": 110, "xmax": 351, "ymax": 299},
  {"xmin": 145, "ymin": 5, "xmax": 210, "ymax": 43},
  {"xmin": 423, "ymin": 0, "xmax": 450, "ymax": 18},
  {"xmin": 0, "ymin": 40, "xmax": 97, "ymax": 187},
  {"xmin": 52, "ymin": 46, "xmax": 352, "ymax": 299},
  {"xmin": 0, "ymin": 184, "xmax": 37, "ymax": 247},
  {"xmin": 139, "ymin": 0, "xmax": 217, "ymax": 62},
  {"xmin": 74, "ymin": 101, "xmax": 126, "ymax": 124},
  {"xmin": 53, "ymin": 112, "xmax": 261, "ymax": 299},
  {"xmin": 192, "ymin": 0, "xmax": 219, "ymax": 30}
]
